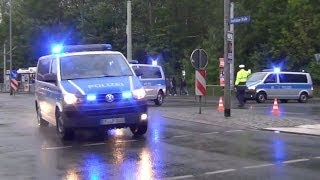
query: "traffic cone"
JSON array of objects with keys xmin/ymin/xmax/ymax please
[
  {"xmin": 271, "ymin": 98, "xmax": 280, "ymax": 115},
  {"xmin": 217, "ymin": 96, "xmax": 224, "ymax": 111}
]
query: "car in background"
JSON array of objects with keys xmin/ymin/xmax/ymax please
[
  {"xmin": 130, "ymin": 64, "xmax": 166, "ymax": 106},
  {"xmin": 245, "ymin": 70, "xmax": 313, "ymax": 103}
]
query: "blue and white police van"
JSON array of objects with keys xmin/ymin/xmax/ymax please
[
  {"xmin": 130, "ymin": 63, "xmax": 166, "ymax": 106},
  {"xmin": 245, "ymin": 68, "xmax": 313, "ymax": 103},
  {"xmin": 35, "ymin": 44, "xmax": 148, "ymax": 140}
]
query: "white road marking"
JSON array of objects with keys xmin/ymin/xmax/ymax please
[
  {"xmin": 116, "ymin": 139, "xmax": 137, "ymax": 143},
  {"xmin": 243, "ymin": 163, "xmax": 274, "ymax": 169},
  {"xmin": 225, "ymin": 130, "xmax": 244, "ymax": 133},
  {"xmin": 83, "ymin": 142, "xmax": 106, "ymax": 147},
  {"xmin": 171, "ymin": 135, "xmax": 191, "ymax": 138},
  {"xmin": 201, "ymin": 132, "xmax": 219, "ymax": 135},
  {"xmin": 204, "ymin": 169, "xmax": 236, "ymax": 175},
  {"xmin": 42, "ymin": 146, "xmax": 72, "ymax": 150},
  {"xmin": 314, "ymin": 156, "xmax": 320, "ymax": 159},
  {"xmin": 282, "ymin": 158, "xmax": 309, "ymax": 164},
  {"xmin": 163, "ymin": 175, "xmax": 194, "ymax": 180}
]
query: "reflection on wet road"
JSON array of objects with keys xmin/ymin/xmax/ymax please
[{"xmin": 0, "ymin": 95, "xmax": 320, "ymax": 179}]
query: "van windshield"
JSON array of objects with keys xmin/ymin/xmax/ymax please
[
  {"xmin": 131, "ymin": 66, "xmax": 162, "ymax": 79},
  {"xmin": 60, "ymin": 54, "xmax": 133, "ymax": 80},
  {"xmin": 247, "ymin": 72, "xmax": 267, "ymax": 82}
]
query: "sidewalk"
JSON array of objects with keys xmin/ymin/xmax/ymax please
[
  {"xmin": 160, "ymin": 106, "xmax": 320, "ymax": 136},
  {"xmin": 264, "ymin": 124, "xmax": 320, "ymax": 136}
]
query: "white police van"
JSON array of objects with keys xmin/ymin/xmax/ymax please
[
  {"xmin": 35, "ymin": 44, "xmax": 148, "ymax": 140},
  {"xmin": 130, "ymin": 63, "xmax": 166, "ymax": 106},
  {"xmin": 245, "ymin": 69, "xmax": 313, "ymax": 103}
]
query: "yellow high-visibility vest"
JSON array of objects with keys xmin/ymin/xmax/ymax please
[{"xmin": 235, "ymin": 69, "xmax": 251, "ymax": 85}]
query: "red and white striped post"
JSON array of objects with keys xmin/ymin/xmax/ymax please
[{"xmin": 195, "ymin": 70, "xmax": 206, "ymax": 114}]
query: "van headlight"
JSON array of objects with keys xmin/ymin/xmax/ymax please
[
  {"xmin": 63, "ymin": 93, "xmax": 78, "ymax": 104},
  {"xmin": 248, "ymin": 86, "xmax": 256, "ymax": 90},
  {"xmin": 133, "ymin": 88, "xmax": 146, "ymax": 100}
]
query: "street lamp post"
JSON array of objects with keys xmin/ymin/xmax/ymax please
[
  {"xmin": 127, "ymin": 0, "xmax": 132, "ymax": 62},
  {"xmin": 223, "ymin": 0, "xmax": 231, "ymax": 117}
]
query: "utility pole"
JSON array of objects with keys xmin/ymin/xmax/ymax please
[
  {"xmin": 9, "ymin": 0, "xmax": 13, "ymax": 95},
  {"xmin": 126, "ymin": 0, "xmax": 132, "ymax": 62},
  {"xmin": 3, "ymin": 44, "xmax": 6, "ymax": 90},
  {"xmin": 223, "ymin": 0, "xmax": 231, "ymax": 117},
  {"xmin": 230, "ymin": 2, "xmax": 234, "ymax": 89}
]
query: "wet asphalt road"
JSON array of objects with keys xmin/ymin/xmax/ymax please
[{"xmin": 0, "ymin": 94, "xmax": 320, "ymax": 180}]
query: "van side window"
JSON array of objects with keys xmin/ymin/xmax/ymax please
[
  {"xmin": 135, "ymin": 66, "xmax": 162, "ymax": 79},
  {"xmin": 37, "ymin": 59, "xmax": 51, "ymax": 81},
  {"xmin": 279, "ymin": 74, "xmax": 307, "ymax": 83},
  {"xmin": 264, "ymin": 74, "xmax": 276, "ymax": 83}
]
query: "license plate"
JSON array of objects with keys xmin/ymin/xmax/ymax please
[{"xmin": 100, "ymin": 117, "xmax": 125, "ymax": 125}]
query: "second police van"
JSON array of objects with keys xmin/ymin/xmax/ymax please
[
  {"xmin": 245, "ymin": 68, "xmax": 313, "ymax": 103},
  {"xmin": 35, "ymin": 44, "xmax": 148, "ymax": 140},
  {"xmin": 130, "ymin": 63, "xmax": 166, "ymax": 106}
]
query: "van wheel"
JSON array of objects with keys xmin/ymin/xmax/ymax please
[
  {"xmin": 298, "ymin": 92, "xmax": 308, "ymax": 103},
  {"xmin": 280, "ymin": 99, "xmax": 288, "ymax": 103},
  {"xmin": 130, "ymin": 121, "xmax": 148, "ymax": 136},
  {"xmin": 154, "ymin": 91, "xmax": 164, "ymax": 106},
  {"xmin": 36, "ymin": 104, "xmax": 49, "ymax": 127},
  {"xmin": 256, "ymin": 92, "xmax": 267, "ymax": 103},
  {"xmin": 56, "ymin": 111, "xmax": 74, "ymax": 140}
]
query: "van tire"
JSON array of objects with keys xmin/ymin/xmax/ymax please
[
  {"xmin": 36, "ymin": 104, "xmax": 49, "ymax": 127},
  {"xmin": 56, "ymin": 111, "xmax": 74, "ymax": 140},
  {"xmin": 256, "ymin": 92, "xmax": 267, "ymax": 103},
  {"xmin": 298, "ymin": 92, "xmax": 308, "ymax": 103},
  {"xmin": 130, "ymin": 121, "xmax": 148, "ymax": 136},
  {"xmin": 154, "ymin": 91, "xmax": 164, "ymax": 106}
]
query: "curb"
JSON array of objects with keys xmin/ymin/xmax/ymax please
[{"xmin": 261, "ymin": 128, "xmax": 320, "ymax": 137}]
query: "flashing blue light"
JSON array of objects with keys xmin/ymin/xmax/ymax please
[
  {"xmin": 122, "ymin": 91, "xmax": 132, "ymax": 99},
  {"xmin": 105, "ymin": 44, "xmax": 112, "ymax": 50},
  {"xmin": 273, "ymin": 67, "xmax": 281, "ymax": 73},
  {"xmin": 86, "ymin": 94, "xmax": 97, "ymax": 101},
  {"xmin": 52, "ymin": 44, "xmax": 63, "ymax": 54},
  {"xmin": 152, "ymin": 60, "xmax": 158, "ymax": 66}
]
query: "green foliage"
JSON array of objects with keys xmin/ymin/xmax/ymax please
[{"xmin": 1, "ymin": 0, "xmax": 320, "ymax": 85}]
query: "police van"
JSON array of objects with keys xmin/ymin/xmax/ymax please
[
  {"xmin": 130, "ymin": 63, "xmax": 166, "ymax": 106},
  {"xmin": 245, "ymin": 69, "xmax": 313, "ymax": 103},
  {"xmin": 35, "ymin": 44, "xmax": 148, "ymax": 140}
]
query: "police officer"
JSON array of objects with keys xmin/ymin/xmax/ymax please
[{"xmin": 235, "ymin": 64, "xmax": 251, "ymax": 107}]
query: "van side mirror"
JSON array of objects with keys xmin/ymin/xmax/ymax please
[{"xmin": 43, "ymin": 74, "xmax": 57, "ymax": 83}]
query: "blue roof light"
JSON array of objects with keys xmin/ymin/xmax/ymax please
[
  {"xmin": 273, "ymin": 67, "xmax": 281, "ymax": 73},
  {"xmin": 105, "ymin": 44, "xmax": 112, "ymax": 50},
  {"xmin": 52, "ymin": 44, "xmax": 64, "ymax": 54}
]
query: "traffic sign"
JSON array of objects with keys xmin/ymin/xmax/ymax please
[
  {"xmin": 190, "ymin": 49, "xmax": 208, "ymax": 70},
  {"xmin": 10, "ymin": 70, "xmax": 17, "ymax": 79},
  {"xmin": 195, "ymin": 70, "xmax": 206, "ymax": 96},
  {"xmin": 229, "ymin": 16, "xmax": 251, "ymax": 24}
]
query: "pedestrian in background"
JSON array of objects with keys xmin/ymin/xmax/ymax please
[
  {"xmin": 180, "ymin": 77, "xmax": 189, "ymax": 95},
  {"xmin": 171, "ymin": 77, "xmax": 177, "ymax": 96},
  {"xmin": 235, "ymin": 64, "xmax": 251, "ymax": 108}
]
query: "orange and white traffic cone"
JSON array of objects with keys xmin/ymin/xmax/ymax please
[
  {"xmin": 271, "ymin": 98, "xmax": 280, "ymax": 115},
  {"xmin": 217, "ymin": 96, "xmax": 224, "ymax": 112}
]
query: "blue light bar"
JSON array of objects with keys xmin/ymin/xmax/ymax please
[
  {"xmin": 122, "ymin": 91, "xmax": 132, "ymax": 99},
  {"xmin": 86, "ymin": 94, "xmax": 97, "ymax": 101},
  {"xmin": 52, "ymin": 44, "xmax": 63, "ymax": 54},
  {"xmin": 273, "ymin": 68, "xmax": 281, "ymax": 73}
]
